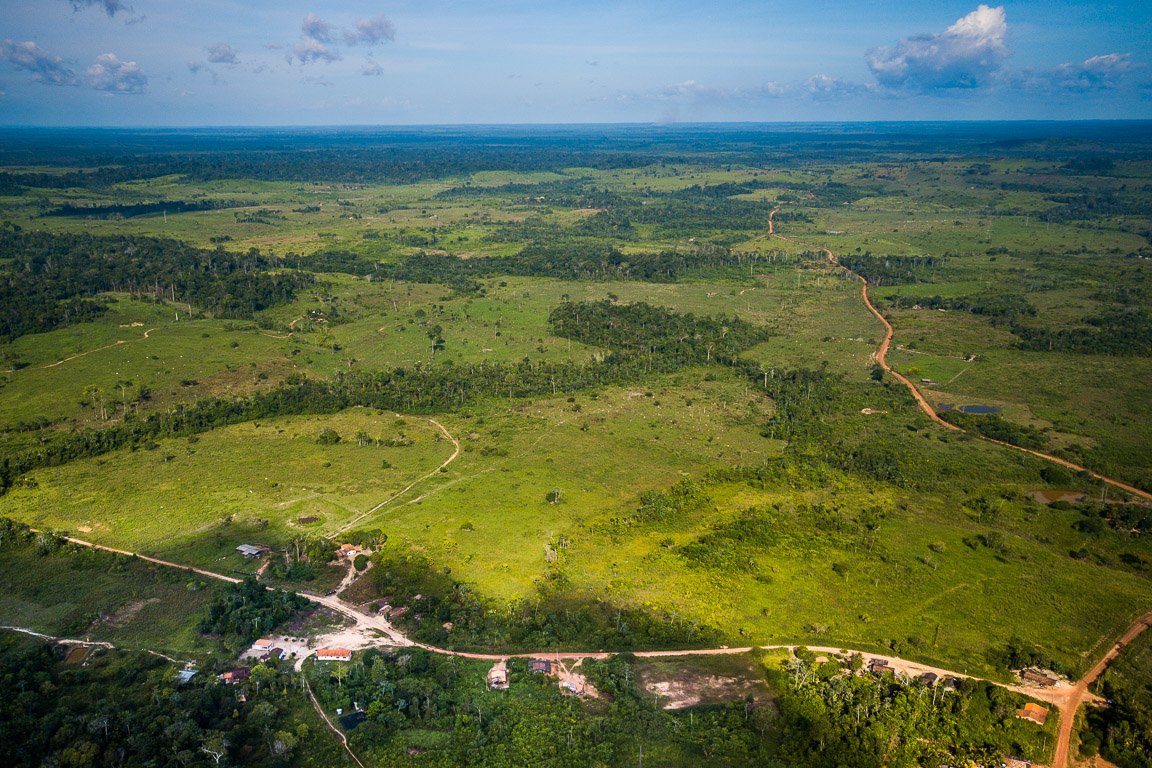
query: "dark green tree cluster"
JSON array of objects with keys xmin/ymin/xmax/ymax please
[
  {"xmin": 1011, "ymin": 307, "xmax": 1152, "ymax": 356},
  {"xmin": 42, "ymin": 199, "xmax": 249, "ymax": 219},
  {"xmin": 198, "ymin": 577, "xmax": 307, "ymax": 651},
  {"xmin": 838, "ymin": 253, "xmax": 947, "ymax": 285},
  {"xmin": 1083, "ymin": 629, "xmax": 1152, "ymax": 768},
  {"xmin": 883, "ymin": 292, "xmax": 1036, "ymax": 322},
  {"xmin": 370, "ymin": 243, "xmax": 771, "ymax": 291},
  {"xmin": 548, "ymin": 300, "xmax": 773, "ymax": 362},
  {"xmin": 939, "ymin": 411, "xmax": 1047, "ymax": 450},
  {"xmin": 0, "ymin": 228, "xmax": 313, "ymax": 341},
  {"xmin": 768, "ymin": 653, "xmax": 1052, "ymax": 767}
]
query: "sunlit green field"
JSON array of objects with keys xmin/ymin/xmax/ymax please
[{"xmin": 3, "ymin": 138, "xmax": 1150, "ymax": 683}]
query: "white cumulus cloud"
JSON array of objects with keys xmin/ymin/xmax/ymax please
[
  {"xmin": 87, "ymin": 52, "xmax": 147, "ymax": 94},
  {"xmin": 867, "ymin": 4, "xmax": 1009, "ymax": 90},
  {"xmin": 1049, "ymin": 53, "xmax": 1138, "ymax": 92}
]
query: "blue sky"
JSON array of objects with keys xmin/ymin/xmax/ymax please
[{"xmin": 1, "ymin": 1, "xmax": 1149, "ymax": 124}]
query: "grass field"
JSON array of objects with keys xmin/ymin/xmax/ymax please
[{"xmin": 0, "ymin": 409, "xmax": 454, "ymax": 564}]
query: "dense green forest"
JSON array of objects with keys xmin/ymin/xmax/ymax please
[
  {"xmin": 0, "ymin": 228, "xmax": 312, "ymax": 342},
  {"xmin": 0, "ymin": 634, "xmax": 342, "ymax": 768}
]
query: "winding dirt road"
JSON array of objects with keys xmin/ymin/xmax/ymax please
[
  {"xmin": 51, "ymin": 530, "xmax": 1152, "ymax": 767},
  {"xmin": 767, "ymin": 208, "xmax": 1152, "ymax": 504}
]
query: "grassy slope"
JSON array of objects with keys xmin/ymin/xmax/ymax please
[{"xmin": 0, "ymin": 541, "xmax": 223, "ymax": 657}]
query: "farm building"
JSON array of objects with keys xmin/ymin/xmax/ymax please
[
  {"xmin": 528, "ymin": 659, "xmax": 552, "ymax": 674},
  {"xmin": 252, "ymin": 638, "xmax": 275, "ymax": 651},
  {"xmin": 177, "ymin": 669, "xmax": 198, "ymax": 684},
  {"xmin": 919, "ymin": 672, "xmax": 939, "ymax": 685},
  {"xmin": 317, "ymin": 648, "xmax": 352, "ymax": 662},
  {"xmin": 1020, "ymin": 668, "xmax": 1059, "ymax": 687},
  {"xmin": 236, "ymin": 544, "xmax": 269, "ymax": 558},
  {"xmin": 1016, "ymin": 702, "xmax": 1050, "ymax": 725}
]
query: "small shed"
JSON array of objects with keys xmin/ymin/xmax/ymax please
[
  {"xmin": 177, "ymin": 669, "xmax": 198, "ymax": 684},
  {"xmin": 867, "ymin": 659, "xmax": 896, "ymax": 675},
  {"xmin": 919, "ymin": 672, "xmax": 939, "ymax": 685}
]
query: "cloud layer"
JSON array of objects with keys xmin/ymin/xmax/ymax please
[{"xmin": 867, "ymin": 4, "xmax": 1009, "ymax": 90}]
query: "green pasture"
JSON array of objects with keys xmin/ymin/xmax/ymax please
[{"xmin": 0, "ymin": 409, "xmax": 455, "ymax": 563}]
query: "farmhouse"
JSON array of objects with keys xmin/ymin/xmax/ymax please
[
  {"xmin": 528, "ymin": 659, "xmax": 552, "ymax": 674},
  {"xmin": 317, "ymin": 648, "xmax": 352, "ymax": 662},
  {"xmin": 338, "ymin": 543, "xmax": 361, "ymax": 559},
  {"xmin": 1016, "ymin": 702, "xmax": 1050, "ymax": 725},
  {"xmin": 252, "ymin": 638, "xmax": 275, "ymax": 651},
  {"xmin": 218, "ymin": 668, "xmax": 250, "ymax": 685}
]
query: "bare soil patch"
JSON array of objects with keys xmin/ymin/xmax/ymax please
[
  {"xmin": 101, "ymin": 598, "xmax": 161, "ymax": 627},
  {"xmin": 636, "ymin": 655, "xmax": 772, "ymax": 710}
]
